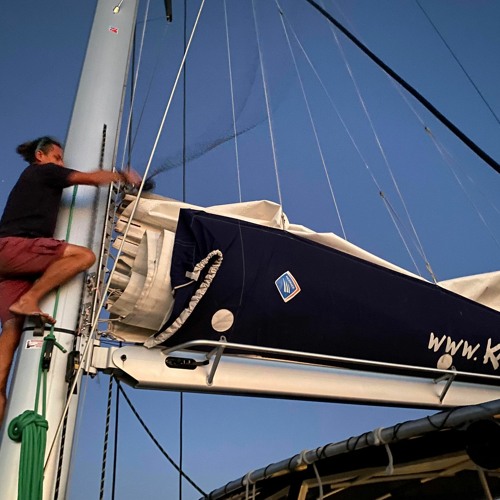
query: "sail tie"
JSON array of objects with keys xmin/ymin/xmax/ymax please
[
  {"xmin": 243, "ymin": 470, "xmax": 257, "ymax": 500},
  {"xmin": 372, "ymin": 427, "xmax": 394, "ymax": 475},
  {"xmin": 145, "ymin": 250, "xmax": 223, "ymax": 348},
  {"xmin": 296, "ymin": 450, "xmax": 324, "ymax": 499}
]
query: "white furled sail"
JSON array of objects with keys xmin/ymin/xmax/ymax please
[{"xmin": 107, "ymin": 193, "xmax": 500, "ymax": 345}]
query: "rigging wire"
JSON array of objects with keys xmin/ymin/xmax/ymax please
[
  {"xmin": 226, "ymin": 0, "xmax": 248, "ymax": 313},
  {"xmin": 280, "ymin": 4, "xmax": 423, "ymax": 277},
  {"xmin": 134, "ymin": 0, "xmax": 206, "ymax": 191},
  {"xmin": 224, "ymin": 0, "xmax": 243, "ymax": 202},
  {"xmin": 425, "ymin": 128, "xmax": 500, "ymax": 251},
  {"xmin": 322, "ymin": 2, "xmax": 437, "ymax": 282},
  {"xmin": 147, "ymin": 0, "xmax": 252, "ymax": 195},
  {"xmin": 276, "ymin": 0, "xmax": 347, "ymax": 240},
  {"xmin": 415, "ymin": 0, "xmax": 500, "ymax": 128},
  {"xmin": 66, "ymin": 369, "xmax": 90, "ymax": 487},
  {"xmin": 129, "ymin": 29, "xmax": 135, "ymax": 166},
  {"xmin": 182, "ymin": 0, "xmax": 187, "ymax": 203},
  {"xmin": 323, "ymin": 0, "xmax": 442, "ymax": 278},
  {"xmin": 179, "ymin": 391, "xmax": 184, "ymax": 500},
  {"xmin": 112, "ymin": 373, "xmax": 120, "ymax": 500},
  {"xmin": 180, "ymin": 1, "xmax": 188, "ymax": 496},
  {"xmin": 252, "ymin": 0, "xmax": 284, "ymax": 218},
  {"xmin": 391, "ymin": 84, "xmax": 500, "ymax": 253},
  {"xmin": 303, "ymin": 0, "xmax": 500, "ymax": 176},
  {"xmin": 329, "ymin": 0, "xmax": 500, "ymax": 277},
  {"xmin": 128, "ymin": 24, "xmax": 170, "ymax": 163},
  {"xmin": 99, "ymin": 375, "xmax": 114, "ymax": 500},
  {"xmin": 115, "ymin": 380, "xmax": 208, "ymax": 497},
  {"xmin": 118, "ymin": 0, "xmax": 151, "ymax": 172}
]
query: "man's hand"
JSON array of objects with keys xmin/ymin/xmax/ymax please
[
  {"xmin": 68, "ymin": 169, "xmax": 143, "ymax": 188},
  {"xmin": 122, "ymin": 169, "xmax": 142, "ymax": 188}
]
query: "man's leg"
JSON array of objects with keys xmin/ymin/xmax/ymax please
[
  {"xmin": 0, "ymin": 316, "xmax": 24, "ymax": 428},
  {"xmin": 9, "ymin": 244, "xmax": 95, "ymax": 322}
]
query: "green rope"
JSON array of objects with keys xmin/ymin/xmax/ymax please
[
  {"xmin": 49, "ymin": 185, "xmax": 79, "ymax": 334},
  {"xmin": 8, "ymin": 333, "xmax": 65, "ymax": 499},
  {"xmin": 8, "ymin": 185, "xmax": 78, "ymax": 500},
  {"xmin": 8, "ymin": 411, "xmax": 48, "ymax": 500}
]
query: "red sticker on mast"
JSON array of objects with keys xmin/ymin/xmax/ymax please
[
  {"xmin": 109, "ymin": 26, "xmax": 119, "ymax": 34},
  {"xmin": 25, "ymin": 339, "xmax": 44, "ymax": 349}
]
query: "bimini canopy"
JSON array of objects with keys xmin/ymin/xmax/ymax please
[{"xmin": 206, "ymin": 398, "xmax": 500, "ymax": 500}]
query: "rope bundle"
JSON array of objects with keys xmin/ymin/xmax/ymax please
[
  {"xmin": 8, "ymin": 332, "xmax": 66, "ymax": 500},
  {"xmin": 8, "ymin": 410, "xmax": 48, "ymax": 500}
]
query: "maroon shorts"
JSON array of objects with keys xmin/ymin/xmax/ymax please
[{"xmin": 0, "ymin": 237, "xmax": 68, "ymax": 326}]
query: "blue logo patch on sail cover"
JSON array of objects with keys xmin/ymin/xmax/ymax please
[{"xmin": 275, "ymin": 271, "xmax": 301, "ymax": 303}]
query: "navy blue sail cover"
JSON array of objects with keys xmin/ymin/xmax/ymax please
[{"xmin": 155, "ymin": 209, "xmax": 500, "ymax": 379}]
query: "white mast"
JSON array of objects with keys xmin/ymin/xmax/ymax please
[{"xmin": 0, "ymin": 0, "xmax": 139, "ymax": 497}]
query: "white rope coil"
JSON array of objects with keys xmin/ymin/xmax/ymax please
[{"xmin": 144, "ymin": 250, "xmax": 223, "ymax": 348}]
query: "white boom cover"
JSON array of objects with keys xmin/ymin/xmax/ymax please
[{"xmin": 106, "ymin": 194, "xmax": 500, "ymax": 342}]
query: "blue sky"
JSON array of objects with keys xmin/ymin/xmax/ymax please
[{"xmin": 1, "ymin": 0, "xmax": 500, "ymax": 498}]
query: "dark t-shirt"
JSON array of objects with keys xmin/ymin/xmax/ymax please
[{"xmin": 0, "ymin": 163, "xmax": 76, "ymax": 238}]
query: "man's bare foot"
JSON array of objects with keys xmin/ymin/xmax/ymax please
[
  {"xmin": 30, "ymin": 312, "xmax": 56, "ymax": 326},
  {"xmin": 9, "ymin": 300, "xmax": 56, "ymax": 325}
]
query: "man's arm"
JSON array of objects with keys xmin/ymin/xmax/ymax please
[{"xmin": 67, "ymin": 169, "xmax": 141, "ymax": 187}]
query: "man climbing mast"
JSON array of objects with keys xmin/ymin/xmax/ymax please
[{"xmin": 0, "ymin": 136, "xmax": 141, "ymax": 426}]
